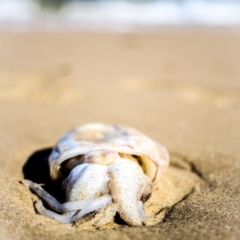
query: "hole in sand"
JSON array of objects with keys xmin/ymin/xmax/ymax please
[
  {"xmin": 22, "ymin": 148, "xmax": 65, "ymax": 203},
  {"xmin": 22, "ymin": 148, "xmax": 201, "ymax": 228}
]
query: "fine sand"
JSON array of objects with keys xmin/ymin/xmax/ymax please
[{"xmin": 0, "ymin": 30, "xmax": 239, "ymax": 240}]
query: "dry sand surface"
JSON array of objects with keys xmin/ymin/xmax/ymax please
[{"xmin": 0, "ymin": 30, "xmax": 239, "ymax": 240}]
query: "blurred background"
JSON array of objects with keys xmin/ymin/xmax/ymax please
[
  {"xmin": 1, "ymin": 0, "xmax": 240, "ymax": 31},
  {"xmin": 0, "ymin": 0, "xmax": 240, "ymax": 145}
]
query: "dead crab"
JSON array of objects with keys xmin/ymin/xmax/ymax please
[{"xmin": 22, "ymin": 123, "xmax": 169, "ymax": 226}]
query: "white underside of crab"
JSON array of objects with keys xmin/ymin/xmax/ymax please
[
  {"xmin": 23, "ymin": 153, "xmax": 151, "ymax": 226},
  {"xmin": 22, "ymin": 123, "xmax": 169, "ymax": 226}
]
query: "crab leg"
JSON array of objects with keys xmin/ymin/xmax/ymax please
[
  {"xmin": 137, "ymin": 201, "xmax": 146, "ymax": 221},
  {"xmin": 108, "ymin": 161, "xmax": 150, "ymax": 226},
  {"xmin": 72, "ymin": 195, "xmax": 112, "ymax": 219},
  {"xmin": 61, "ymin": 197, "xmax": 95, "ymax": 213},
  {"xmin": 35, "ymin": 200, "xmax": 76, "ymax": 223},
  {"xmin": 21, "ymin": 179, "xmax": 94, "ymax": 213},
  {"xmin": 35, "ymin": 195, "xmax": 112, "ymax": 224}
]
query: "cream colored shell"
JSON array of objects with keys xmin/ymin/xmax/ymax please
[{"xmin": 49, "ymin": 123, "xmax": 169, "ymax": 183}]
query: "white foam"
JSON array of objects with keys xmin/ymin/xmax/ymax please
[{"xmin": 1, "ymin": 0, "xmax": 240, "ymax": 31}]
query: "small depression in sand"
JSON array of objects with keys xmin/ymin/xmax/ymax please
[{"xmin": 12, "ymin": 147, "xmax": 202, "ymax": 230}]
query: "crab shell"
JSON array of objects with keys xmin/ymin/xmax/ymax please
[{"xmin": 49, "ymin": 123, "xmax": 169, "ymax": 184}]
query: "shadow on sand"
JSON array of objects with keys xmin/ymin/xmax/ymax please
[{"xmin": 22, "ymin": 147, "xmax": 65, "ymax": 202}]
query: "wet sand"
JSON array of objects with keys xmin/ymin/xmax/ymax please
[{"xmin": 0, "ymin": 30, "xmax": 239, "ymax": 239}]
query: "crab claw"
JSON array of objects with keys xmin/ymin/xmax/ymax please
[{"xmin": 108, "ymin": 161, "xmax": 152, "ymax": 226}]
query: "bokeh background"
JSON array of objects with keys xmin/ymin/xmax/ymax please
[{"xmin": 1, "ymin": 0, "xmax": 240, "ymax": 30}]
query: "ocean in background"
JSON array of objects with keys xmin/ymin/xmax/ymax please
[{"xmin": 1, "ymin": 0, "xmax": 240, "ymax": 32}]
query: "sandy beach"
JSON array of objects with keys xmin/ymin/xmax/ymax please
[{"xmin": 0, "ymin": 30, "xmax": 239, "ymax": 239}]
